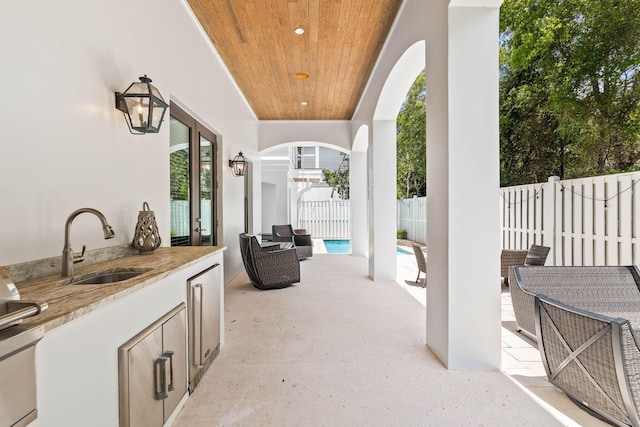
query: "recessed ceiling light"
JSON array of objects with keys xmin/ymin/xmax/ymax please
[
  {"xmin": 295, "ymin": 72, "xmax": 309, "ymax": 79},
  {"xmin": 294, "ymin": 26, "xmax": 304, "ymax": 35},
  {"xmin": 301, "ymin": 101, "xmax": 308, "ymax": 106}
]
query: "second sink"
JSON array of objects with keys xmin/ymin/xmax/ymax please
[{"xmin": 65, "ymin": 268, "xmax": 152, "ymax": 285}]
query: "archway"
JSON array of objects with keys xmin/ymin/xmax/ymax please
[{"xmin": 260, "ymin": 141, "xmax": 351, "ymax": 240}]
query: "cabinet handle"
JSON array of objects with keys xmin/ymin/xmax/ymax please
[
  {"xmin": 163, "ymin": 351, "xmax": 175, "ymax": 392},
  {"xmin": 192, "ymin": 283, "xmax": 203, "ymax": 367},
  {"xmin": 154, "ymin": 356, "xmax": 169, "ymax": 400}
]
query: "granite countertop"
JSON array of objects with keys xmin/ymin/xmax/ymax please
[{"xmin": 14, "ymin": 246, "xmax": 225, "ymax": 332}]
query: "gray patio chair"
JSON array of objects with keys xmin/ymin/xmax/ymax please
[
  {"xmin": 535, "ymin": 294, "xmax": 640, "ymax": 427},
  {"xmin": 510, "ymin": 265, "xmax": 640, "ymax": 339},
  {"xmin": 501, "ymin": 244, "xmax": 550, "ymax": 285},
  {"xmin": 411, "ymin": 244, "xmax": 426, "ymax": 286},
  {"xmin": 272, "ymin": 224, "xmax": 313, "ymax": 260},
  {"xmin": 239, "ymin": 233, "xmax": 300, "ymax": 290}
]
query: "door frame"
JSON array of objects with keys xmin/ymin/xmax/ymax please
[{"xmin": 170, "ymin": 102, "xmax": 219, "ymax": 246}]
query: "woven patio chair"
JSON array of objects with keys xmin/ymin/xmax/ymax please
[
  {"xmin": 272, "ymin": 224, "xmax": 313, "ymax": 260},
  {"xmin": 500, "ymin": 249, "xmax": 528, "ymax": 285},
  {"xmin": 411, "ymin": 244, "xmax": 426, "ymax": 287},
  {"xmin": 239, "ymin": 233, "xmax": 300, "ymax": 290},
  {"xmin": 524, "ymin": 244, "xmax": 550, "ymax": 266},
  {"xmin": 510, "ymin": 265, "xmax": 640, "ymax": 339},
  {"xmin": 501, "ymin": 244, "xmax": 550, "ymax": 285},
  {"xmin": 535, "ymin": 294, "xmax": 640, "ymax": 426}
]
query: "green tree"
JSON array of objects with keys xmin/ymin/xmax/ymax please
[
  {"xmin": 500, "ymin": 0, "xmax": 640, "ymax": 185},
  {"xmin": 396, "ymin": 70, "xmax": 426, "ymax": 199},
  {"xmin": 322, "ymin": 154, "xmax": 350, "ymax": 199}
]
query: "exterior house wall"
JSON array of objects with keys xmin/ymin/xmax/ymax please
[
  {"xmin": 261, "ymin": 171, "xmax": 290, "ymax": 233},
  {"xmin": 0, "ymin": 0, "xmax": 258, "ymax": 283}
]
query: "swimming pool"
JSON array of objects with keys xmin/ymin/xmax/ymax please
[{"xmin": 323, "ymin": 239, "xmax": 411, "ymax": 254}]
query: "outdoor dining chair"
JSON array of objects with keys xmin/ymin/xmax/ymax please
[{"xmin": 412, "ymin": 244, "xmax": 427, "ymax": 287}]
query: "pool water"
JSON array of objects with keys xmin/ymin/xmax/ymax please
[{"xmin": 323, "ymin": 239, "xmax": 411, "ymax": 255}]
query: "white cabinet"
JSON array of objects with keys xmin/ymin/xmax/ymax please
[{"xmin": 118, "ymin": 304, "xmax": 187, "ymax": 427}]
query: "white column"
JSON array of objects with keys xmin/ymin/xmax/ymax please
[
  {"xmin": 350, "ymin": 150, "xmax": 368, "ymax": 257},
  {"xmin": 426, "ymin": 2, "xmax": 502, "ymax": 369},
  {"xmin": 369, "ymin": 119, "xmax": 397, "ymax": 281}
]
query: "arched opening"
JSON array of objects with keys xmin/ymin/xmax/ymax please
[
  {"xmin": 260, "ymin": 141, "xmax": 351, "ymax": 245},
  {"xmin": 368, "ymin": 41, "xmax": 426, "ymax": 282}
]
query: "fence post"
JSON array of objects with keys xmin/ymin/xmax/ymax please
[{"xmin": 543, "ymin": 176, "xmax": 560, "ymax": 265}]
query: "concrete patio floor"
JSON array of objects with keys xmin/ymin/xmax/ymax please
[
  {"xmin": 173, "ymin": 244, "xmax": 608, "ymax": 426},
  {"xmin": 394, "ymin": 243, "xmax": 607, "ymax": 427}
]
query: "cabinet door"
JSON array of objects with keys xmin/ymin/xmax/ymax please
[
  {"xmin": 126, "ymin": 326, "xmax": 164, "ymax": 427},
  {"xmin": 162, "ymin": 308, "xmax": 187, "ymax": 423},
  {"xmin": 119, "ymin": 304, "xmax": 186, "ymax": 427},
  {"xmin": 200, "ymin": 263, "xmax": 220, "ymax": 363},
  {"xmin": 189, "ymin": 263, "xmax": 220, "ymax": 367}
]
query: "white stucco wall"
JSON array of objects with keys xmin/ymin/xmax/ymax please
[
  {"xmin": 261, "ymin": 171, "xmax": 291, "ymax": 233},
  {"xmin": 0, "ymin": 0, "xmax": 258, "ymax": 282},
  {"xmin": 259, "ymin": 121, "xmax": 352, "ymax": 152}
]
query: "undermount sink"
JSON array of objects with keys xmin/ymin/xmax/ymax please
[{"xmin": 65, "ymin": 268, "xmax": 153, "ymax": 285}]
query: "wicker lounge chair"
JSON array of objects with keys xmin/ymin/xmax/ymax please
[
  {"xmin": 501, "ymin": 244, "xmax": 550, "ymax": 285},
  {"xmin": 239, "ymin": 233, "xmax": 300, "ymax": 290},
  {"xmin": 272, "ymin": 224, "xmax": 313, "ymax": 260},
  {"xmin": 510, "ymin": 265, "xmax": 640, "ymax": 339},
  {"xmin": 411, "ymin": 244, "xmax": 426, "ymax": 286},
  {"xmin": 535, "ymin": 294, "xmax": 640, "ymax": 426}
]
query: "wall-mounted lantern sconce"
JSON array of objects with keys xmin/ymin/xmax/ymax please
[
  {"xmin": 115, "ymin": 75, "xmax": 168, "ymax": 135},
  {"xmin": 229, "ymin": 152, "xmax": 247, "ymax": 176}
]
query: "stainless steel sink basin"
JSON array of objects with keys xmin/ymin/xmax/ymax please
[{"xmin": 65, "ymin": 268, "xmax": 152, "ymax": 285}]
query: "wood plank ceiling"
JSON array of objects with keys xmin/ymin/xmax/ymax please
[{"xmin": 186, "ymin": 0, "xmax": 402, "ymax": 120}]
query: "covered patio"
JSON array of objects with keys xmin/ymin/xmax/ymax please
[{"xmin": 173, "ymin": 253, "xmax": 606, "ymax": 426}]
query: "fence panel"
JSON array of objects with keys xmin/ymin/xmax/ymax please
[
  {"xmin": 500, "ymin": 183, "xmax": 545, "ymax": 250},
  {"xmin": 397, "ymin": 196, "xmax": 427, "ymax": 244},
  {"xmin": 297, "ymin": 200, "xmax": 350, "ymax": 239},
  {"xmin": 500, "ymin": 171, "xmax": 640, "ymax": 267}
]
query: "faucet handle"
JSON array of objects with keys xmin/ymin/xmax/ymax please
[{"xmin": 73, "ymin": 245, "xmax": 86, "ymax": 263}]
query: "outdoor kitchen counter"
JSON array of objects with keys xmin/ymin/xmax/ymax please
[{"xmin": 15, "ymin": 246, "xmax": 225, "ymax": 332}]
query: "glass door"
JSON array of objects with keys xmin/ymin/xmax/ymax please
[
  {"xmin": 170, "ymin": 103, "xmax": 217, "ymax": 246},
  {"xmin": 169, "ymin": 117, "xmax": 191, "ymax": 246},
  {"xmin": 199, "ymin": 136, "xmax": 214, "ymax": 246}
]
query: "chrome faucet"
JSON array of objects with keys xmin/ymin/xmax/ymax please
[{"xmin": 61, "ymin": 208, "xmax": 115, "ymax": 277}]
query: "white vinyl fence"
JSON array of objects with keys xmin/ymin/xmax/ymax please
[
  {"xmin": 397, "ymin": 196, "xmax": 427, "ymax": 244},
  {"xmin": 170, "ymin": 200, "xmax": 212, "ymax": 237},
  {"xmin": 500, "ymin": 172, "xmax": 640, "ymax": 266},
  {"xmin": 297, "ymin": 200, "xmax": 350, "ymax": 238}
]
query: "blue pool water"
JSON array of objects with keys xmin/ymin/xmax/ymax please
[{"xmin": 323, "ymin": 239, "xmax": 411, "ymax": 255}]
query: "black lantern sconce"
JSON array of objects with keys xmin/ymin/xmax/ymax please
[
  {"xmin": 115, "ymin": 75, "xmax": 168, "ymax": 135},
  {"xmin": 229, "ymin": 152, "xmax": 247, "ymax": 176}
]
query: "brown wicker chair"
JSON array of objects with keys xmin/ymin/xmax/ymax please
[
  {"xmin": 500, "ymin": 250, "xmax": 528, "ymax": 285},
  {"xmin": 411, "ymin": 244, "xmax": 426, "ymax": 287},
  {"xmin": 239, "ymin": 233, "xmax": 300, "ymax": 290},
  {"xmin": 535, "ymin": 293, "xmax": 640, "ymax": 426},
  {"xmin": 501, "ymin": 244, "xmax": 550, "ymax": 285},
  {"xmin": 272, "ymin": 224, "xmax": 313, "ymax": 260}
]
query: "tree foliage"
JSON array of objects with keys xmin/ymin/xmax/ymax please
[
  {"xmin": 321, "ymin": 154, "xmax": 350, "ymax": 199},
  {"xmin": 396, "ymin": 70, "xmax": 426, "ymax": 199},
  {"xmin": 500, "ymin": 0, "xmax": 640, "ymax": 186}
]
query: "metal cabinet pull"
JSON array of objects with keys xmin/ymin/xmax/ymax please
[
  {"xmin": 163, "ymin": 351, "xmax": 175, "ymax": 392},
  {"xmin": 154, "ymin": 356, "xmax": 169, "ymax": 400},
  {"xmin": 192, "ymin": 283, "xmax": 203, "ymax": 367}
]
